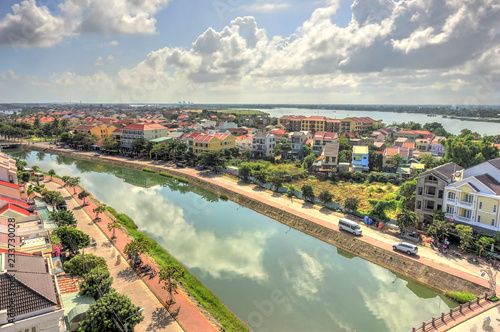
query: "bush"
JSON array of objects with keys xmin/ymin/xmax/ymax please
[
  {"xmin": 173, "ymin": 176, "xmax": 188, "ymax": 183},
  {"xmin": 220, "ymin": 194, "xmax": 228, "ymax": 201},
  {"xmin": 445, "ymin": 291, "xmax": 476, "ymax": 304},
  {"xmin": 106, "ymin": 207, "xmax": 138, "ymax": 230},
  {"xmin": 142, "ymin": 168, "xmax": 155, "ymax": 173},
  {"xmin": 63, "ymin": 253, "xmax": 107, "ymax": 276},
  {"xmin": 160, "ymin": 172, "xmax": 173, "ymax": 178}
]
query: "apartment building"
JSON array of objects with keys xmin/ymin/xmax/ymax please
[
  {"xmin": 193, "ymin": 133, "xmax": 236, "ymax": 155},
  {"xmin": 73, "ymin": 123, "xmax": 117, "ymax": 140},
  {"xmin": 312, "ymin": 132, "xmax": 338, "ymax": 154},
  {"xmin": 290, "ymin": 131, "xmax": 312, "ymax": 157},
  {"xmin": 278, "ymin": 116, "xmax": 380, "ymax": 134},
  {"xmin": 352, "ymin": 146, "xmax": 369, "ymax": 172},
  {"xmin": 252, "ymin": 132, "xmax": 276, "ymax": 157},
  {"xmin": 0, "ymin": 153, "xmax": 18, "ymax": 184},
  {"xmin": 120, "ymin": 123, "xmax": 169, "ymax": 148}
]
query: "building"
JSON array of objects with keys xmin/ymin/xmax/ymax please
[
  {"xmin": 193, "ymin": 133, "xmax": 236, "ymax": 155},
  {"xmin": 120, "ymin": 123, "xmax": 169, "ymax": 148},
  {"xmin": 429, "ymin": 137, "xmax": 446, "ymax": 157},
  {"xmin": 393, "ymin": 130, "xmax": 434, "ymax": 142},
  {"xmin": 278, "ymin": 116, "xmax": 380, "ymax": 134},
  {"xmin": 252, "ymin": 132, "xmax": 276, "ymax": 157},
  {"xmin": 0, "ymin": 153, "xmax": 18, "ymax": 184},
  {"xmin": 0, "ymin": 216, "xmax": 52, "ymax": 254},
  {"xmin": 218, "ymin": 122, "xmax": 238, "ymax": 130},
  {"xmin": 312, "ymin": 132, "xmax": 338, "ymax": 154},
  {"xmin": 415, "ymin": 162, "xmax": 463, "ymax": 225},
  {"xmin": 0, "ymin": 253, "xmax": 64, "ymax": 331},
  {"xmin": 290, "ymin": 131, "xmax": 312, "ymax": 157},
  {"xmin": 235, "ymin": 135, "xmax": 253, "ymax": 151},
  {"xmin": 382, "ymin": 147, "xmax": 411, "ymax": 169},
  {"xmin": 352, "ymin": 146, "xmax": 369, "ymax": 172},
  {"xmin": 73, "ymin": 123, "xmax": 117, "ymax": 140},
  {"xmin": 319, "ymin": 142, "xmax": 340, "ymax": 171}
]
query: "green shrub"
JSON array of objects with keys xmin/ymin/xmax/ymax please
[
  {"xmin": 142, "ymin": 168, "xmax": 155, "ymax": 173},
  {"xmin": 106, "ymin": 207, "xmax": 138, "ymax": 230},
  {"xmin": 159, "ymin": 172, "xmax": 173, "ymax": 178},
  {"xmin": 220, "ymin": 194, "xmax": 228, "ymax": 201},
  {"xmin": 173, "ymin": 176, "xmax": 188, "ymax": 183},
  {"xmin": 63, "ymin": 253, "xmax": 107, "ymax": 276},
  {"xmin": 445, "ymin": 291, "xmax": 476, "ymax": 304}
]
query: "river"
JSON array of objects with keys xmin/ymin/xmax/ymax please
[
  {"xmin": 262, "ymin": 108, "xmax": 500, "ymax": 136},
  {"xmin": 9, "ymin": 149, "xmax": 457, "ymax": 332}
]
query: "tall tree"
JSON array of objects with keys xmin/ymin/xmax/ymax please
[
  {"xmin": 456, "ymin": 224, "xmax": 474, "ymax": 251},
  {"xmin": 79, "ymin": 268, "xmax": 114, "ymax": 299},
  {"xmin": 238, "ymin": 163, "xmax": 252, "ymax": 180},
  {"xmin": 318, "ymin": 190, "xmax": 333, "ymax": 205},
  {"xmin": 158, "ymin": 265, "xmax": 184, "ymax": 305},
  {"xmin": 53, "ymin": 226, "xmax": 90, "ymax": 254},
  {"xmin": 93, "ymin": 205, "xmax": 107, "ymax": 220},
  {"xmin": 107, "ymin": 219, "xmax": 120, "ymax": 239},
  {"xmin": 78, "ymin": 190, "xmax": 90, "ymax": 205},
  {"xmin": 48, "ymin": 169, "xmax": 56, "ymax": 181},
  {"xmin": 301, "ymin": 184, "xmax": 315, "ymax": 202}
]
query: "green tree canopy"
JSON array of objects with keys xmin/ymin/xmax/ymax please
[
  {"xmin": 54, "ymin": 226, "xmax": 91, "ymax": 254},
  {"xmin": 344, "ymin": 197, "xmax": 360, "ymax": 212},
  {"xmin": 301, "ymin": 184, "xmax": 315, "ymax": 202},
  {"xmin": 50, "ymin": 210, "xmax": 77, "ymax": 226},
  {"xmin": 63, "ymin": 253, "xmax": 108, "ymax": 276},
  {"xmin": 318, "ymin": 190, "xmax": 333, "ymax": 205},
  {"xmin": 79, "ymin": 268, "xmax": 114, "ymax": 299},
  {"xmin": 455, "ymin": 224, "xmax": 474, "ymax": 251},
  {"xmin": 197, "ymin": 150, "xmax": 227, "ymax": 170},
  {"xmin": 238, "ymin": 163, "xmax": 252, "ymax": 180},
  {"xmin": 78, "ymin": 291, "xmax": 144, "ymax": 332}
]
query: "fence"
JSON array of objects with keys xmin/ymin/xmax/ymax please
[{"xmin": 410, "ymin": 293, "xmax": 492, "ymax": 332}]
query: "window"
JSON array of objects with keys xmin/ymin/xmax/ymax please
[
  {"xmin": 448, "ymin": 192, "xmax": 455, "ymax": 199},
  {"xmin": 446, "ymin": 206, "xmax": 454, "ymax": 214},
  {"xmin": 464, "ymin": 194, "xmax": 473, "ymax": 203},
  {"xmin": 479, "ymin": 202, "xmax": 483, "ymax": 210},
  {"xmin": 492, "ymin": 219, "xmax": 495, "ymax": 226},
  {"xmin": 477, "ymin": 216, "xmax": 481, "ymax": 223},
  {"xmin": 418, "ymin": 187, "xmax": 423, "ymax": 195},
  {"xmin": 463, "ymin": 210, "xmax": 472, "ymax": 218},
  {"xmin": 494, "ymin": 205, "xmax": 497, "ymax": 213},
  {"xmin": 438, "ymin": 190, "xmax": 443, "ymax": 199}
]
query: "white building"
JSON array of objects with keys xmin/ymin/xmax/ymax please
[
  {"xmin": 218, "ymin": 122, "xmax": 238, "ymax": 130},
  {"xmin": 0, "ymin": 153, "xmax": 18, "ymax": 184},
  {"xmin": 120, "ymin": 123, "xmax": 169, "ymax": 148},
  {"xmin": 252, "ymin": 132, "xmax": 276, "ymax": 157}
]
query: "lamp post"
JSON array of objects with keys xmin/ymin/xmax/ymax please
[{"xmin": 124, "ymin": 307, "xmax": 144, "ymax": 332}]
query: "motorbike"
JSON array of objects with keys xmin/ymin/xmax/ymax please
[{"xmin": 467, "ymin": 257, "xmax": 479, "ymax": 264}]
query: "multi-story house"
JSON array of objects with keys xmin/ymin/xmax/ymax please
[
  {"xmin": 312, "ymin": 132, "xmax": 338, "ymax": 154},
  {"xmin": 370, "ymin": 131, "xmax": 385, "ymax": 143},
  {"xmin": 73, "ymin": 123, "xmax": 117, "ymax": 140},
  {"xmin": 290, "ymin": 131, "xmax": 313, "ymax": 157},
  {"xmin": 0, "ymin": 153, "xmax": 18, "ymax": 184},
  {"xmin": 236, "ymin": 135, "xmax": 253, "ymax": 151},
  {"xmin": 252, "ymin": 132, "xmax": 276, "ymax": 157},
  {"xmin": 415, "ymin": 162, "xmax": 463, "ymax": 225},
  {"xmin": 352, "ymin": 146, "xmax": 369, "ymax": 172},
  {"xmin": 193, "ymin": 133, "xmax": 236, "ymax": 155},
  {"xmin": 120, "ymin": 123, "xmax": 169, "ymax": 148},
  {"xmin": 393, "ymin": 130, "xmax": 434, "ymax": 142},
  {"xmin": 429, "ymin": 137, "xmax": 446, "ymax": 157},
  {"xmin": 382, "ymin": 147, "xmax": 411, "ymax": 169},
  {"xmin": 319, "ymin": 142, "xmax": 340, "ymax": 171}
]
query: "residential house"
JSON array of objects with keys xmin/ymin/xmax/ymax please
[
  {"xmin": 290, "ymin": 131, "xmax": 312, "ymax": 157},
  {"xmin": 352, "ymin": 146, "xmax": 369, "ymax": 172},
  {"xmin": 382, "ymin": 147, "xmax": 410, "ymax": 169},
  {"xmin": 415, "ymin": 138, "xmax": 431, "ymax": 152},
  {"xmin": 341, "ymin": 117, "xmax": 383, "ymax": 133},
  {"xmin": 218, "ymin": 122, "xmax": 238, "ymax": 130},
  {"xmin": 393, "ymin": 130, "xmax": 434, "ymax": 142},
  {"xmin": 312, "ymin": 131, "xmax": 338, "ymax": 154},
  {"xmin": 73, "ymin": 123, "xmax": 117, "ymax": 140},
  {"xmin": 319, "ymin": 142, "xmax": 340, "ymax": 171},
  {"xmin": 430, "ymin": 137, "xmax": 446, "ymax": 157},
  {"xmin": 0, "ymin": 215, "xmax": 52, "ymax": 254},
  {"xmin": 0, "ymin": 153, "xmax": 18, "ymax": 184},
  {"xmin": 252, "ymin": 132, "xmax": 276, "ymax": 157},
  {"xmin": 349, "ymin": 138, "xmax": 369, "ymax": 147},
  {"xmin": 200, "ymin": 119, "xmax": 217, "ymax": 128},
  {"xmin": 0, "ymin": 253, "xmax": 64, "ymax": 331},
  {"xmin": 370, "ymin": 131, "xmax": 385, "ymax": 143},
  {"xmin": 394, "ymin": 137, "xmax": 409, "ymax": 147},
  {"xmin": 372, "ymin": 142, "xmax": 387, "ymax": 151},
  {"xmin": 0, "ymin": 180, "xmax": 27, "ymax": 201},
  {"xmin": 193, "ymin": 133, "xmax": 236, "ymax": 155},
  {"xmin": 120, "ymin": 123, "xmax": 169, "ymax": 148},
  {"xmin": 235, "ymin": 135, "xmax": 253, "ymax": 151},
  {"xmin": 415, "ymin": 162, "xmax": 463, "ymax": 225}
]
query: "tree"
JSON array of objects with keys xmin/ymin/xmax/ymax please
[
  {"xmin": 301, "ymin": 184, "xmax": 315, "ymax": 202},
  {"xmin": 253, "ymin": 170, "xmax": 268, "ymax": 185},
  {"xmin": 427, "ymin": 219, "xmax": 454, "ymax": 241},
  {"xmin": 389, "ymin": 154, "xmax": 404, "ymax": 170},
  {"xmin": 303, "ymin": 154, "xmax": 316, "ymax": 169},
  {"xmin": 61, "ymin": 175, "xmax": 71, "ymax": 187},
  {"xmin": 124, "ymin": 237, "xmax": 147, "ymax": 261},
  {"xmin": 78, "ymin": 190, "xmax": 90, "ymax": 206},
  {"xmin": 318, "ymin": 190, "xmax": 333, "ymax": 205},
  {"xmin": 420, "ymin": 153, "xmax": 435, "ymax": 169},
  {"xmin": 478, "ymin": 237, "xmax": 495, "ymax": 256},
  {"xmin": 158, "ymin": 265, "xmax": 184, "ymax": 305},
  {"xmin": 15, "ymin": 159, "xmax": 27, "ymax": 171},
  {"xmin": 107, "ymin": 219, "xmax": 120, "ymax": 239},
  {"xmin": 197, "ymin": 150, "xmax": 227, "ymax": 170},
  {"xmin": 48, "ymin": 169, "xmax": 56, "ymax": 181},
  {"xmin": 60, "ymin": 132, "xmax": 71, "ymax": 144},
  {"xmin": 79, "ymin": 268, "xmax": 114, "ymax": 299},
  {"xmin": 396, "ymin": 199, "xmax": 418, "ymax": 232},
  {"xmin": 72, "ymin": 132, "xmax": 98, "ymax": 149},
  {"xmin": 78, "ymin": 291, "xmax": 144, "ymax": 332},
  {"xmin": 63, "ymin": 253, "xmax": 108, "ymax": 276},
  {"xmin": 93, "ymin": 205, "xmax": 106, "ymax": 220},
  {"xmin": 131, "ymin": 138, "xmax": 147, "ymax": 155},
  {"xmin": 41, "ymin": 189, "xmax": 65, "ymax": 210},
  {"xmin": 456, "ymin": 224, "xmax": 474, "ymax": 251},
  {"xmin": 273, "ymin": 142, "xmax": 292, "ymax": 160},
  {"xmin": 286, "ymin": 186, "xmax": 296, "ymax": 202},
  {"xmin": 344, "ymin": 197, "xmax": 360, "ymax": 212},
  {"xmin": 397, "ymin": 179, "xmax": 417, "ymax": 210},
  {"xmin": 54, "ymin": 226, "xmax": 91, "ymax": 254},
  {"xmin": 301, "ymin": 145, "xmax": 312, "ymax": 158},
  {"xmin": 238, "ymin": 163, "xmax": 252, "ymax": 180},
  {"xmin": 50, "ymin": 210, "xmax": 77, "ymax": 226},
  {"xmin": 268, "ymin": 170, "xmax": 287, "ymax": 191},
  {"xmin": 68, "ymin": 177, "xmax": 80, "ymax": 194}
]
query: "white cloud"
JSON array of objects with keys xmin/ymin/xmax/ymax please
[
  {"xmin": 94, "ymin": 56, "xmax": 104, "ymax": 66},
  {"xmin": 0, "ymin": 0, "xmax": 171, "ymax": 47},
  {"xmin": 1, "ymin": 69, "xmax": 20, "ymax": 81},
  {"xmin": 108, "ymin": 40, "xmax": 119, "ymax": 46},
  {"xmin": 243, "ymin": 2, "xmax": 291, "ymax": 12}
]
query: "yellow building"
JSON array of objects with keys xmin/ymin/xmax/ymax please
[
  {"xmin": 193, "ymin": 133, "xmax": 236, "ymax": 155},
  {"xmin": 444, "ymin": 173, "xmax": 500, "ymax": 231},
  {"xmin": 73, "ymin": 123, "xmax": 117, "ymax": 139},
  {"xmin": 278, "ymin": 115, "xmax": 381, "ymax": 134}
]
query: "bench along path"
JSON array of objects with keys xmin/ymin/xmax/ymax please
[{"xmin": 46, "ymin": 178, "xmax": 218, "ymax": 332}]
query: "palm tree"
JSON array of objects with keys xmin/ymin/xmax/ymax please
[
  {"xmin": 93, "ymin": 205, "xmax": 106, "ymax": 220},
  {"xmin": 107, "ymin": 219, "xmax": 120, "ymax": 239},
  {"xmin": 78, "ymin": 190, "xmax": 90, "ymax": 206}
]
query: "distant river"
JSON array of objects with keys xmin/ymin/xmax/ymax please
[
  {"xmin": 9, "ymin": 150, "xmax": 457, "ymax": 332},
  {"xmin": 263, "ymin": 108, "xmax": 500, "ymax": 136}
]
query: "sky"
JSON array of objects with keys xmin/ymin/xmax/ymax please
[{"xmin": 0, "ymin": 0, "xmax": 499, "ymax": 105}]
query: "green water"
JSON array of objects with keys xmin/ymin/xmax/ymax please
[{"xmin": 10, "ymin": 149, "xmax": 457, "ymax": 332}]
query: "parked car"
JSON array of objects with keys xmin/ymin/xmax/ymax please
[
  {"xmin": 392, "ymin": 242, "xmax": 418, "ymax": 255},
  {"xmin": 176, "ymin": 161, "xmax": 186, "ymax": 167}
]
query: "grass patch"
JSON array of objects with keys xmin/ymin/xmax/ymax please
[
  {"xmin": 445, "ymin": 291, "xmax": 476, "ymax": 304},
  {"xmin": 142, "ymin": 168, "xmax": 156, "ymax": 173},
  {"xmin": 220, "ymin": 194, "xmax": 228, "ymax": 201},
  {"xmin": 173, "ymin": 176, "xmax": 188, "ymax": 183},
  {"xmin": 106, "ymin": 207, "xmax": 248, "ymax": 331},
  {"xmin": 159, "ymin": 172, "xmax": 173, "ymax": 178}
]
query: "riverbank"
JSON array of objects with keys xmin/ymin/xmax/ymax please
[{"xmin": 19, "ymin": 143, "xmax": 492, "ymax": 298}]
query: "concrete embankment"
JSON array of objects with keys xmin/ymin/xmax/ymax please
[{"xmin": 21, "ymin": 144, "xmax": 489, "ymax": 296}]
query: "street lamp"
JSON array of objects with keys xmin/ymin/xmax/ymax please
[{"xmin": 124, "ymin": 308, "xmax": 144, "ymax": 332}]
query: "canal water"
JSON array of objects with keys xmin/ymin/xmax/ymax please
[
  {"xmin": 264, "ymin": 108, "xmax": 500, "ymax": 136},
  {"xmin": 9, "ymin": 150, "xmax": 457, "ymax": 332}
]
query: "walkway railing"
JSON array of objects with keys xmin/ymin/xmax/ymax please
[{"xmin": 409, "ymin": 293, "xmax": 491, "ymax": 332}]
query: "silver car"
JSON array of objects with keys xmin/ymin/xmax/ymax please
[{"xmin": 392, "ymin": 242, "xmax": 418, "ymax": 255}]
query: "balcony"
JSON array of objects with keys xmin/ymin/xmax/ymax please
[
  {"xmin": 447, "ymin": 197, "xmax": 456, "ymax": 203},
  {"xmin": 422, "ymin": 208, "xmax": 435, "ymax": 214},
  {"xmin": 424, "ymin": 193, "xmax": 436, "ymax": 198},
  {"xmin": 457, "ymin": 200, "xmax": 473, "ymax": 207},
  {"xmin": 454, "ymin": 215, "xmax": 473, "ymax": 223},
  {"xmin": 424, "ymin": 179, "xmax": 438, "ymax": 184}
]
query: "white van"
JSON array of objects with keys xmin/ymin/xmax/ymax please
[{"xmin": 338, "ymin": 218, "xmax": 362, "ymax": 236}]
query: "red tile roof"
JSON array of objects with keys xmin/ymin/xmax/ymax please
[
  {"xmin": 0, "ymin": 203, "xmax": 30, "ymax": 216},
  {"xmin": 0, "ymin": 180, "xmax": 20, "ymax": 189},
  {"xmin": 0, "ymin": 196, "xmax": 29, "ymax": 209},
  {"xmin": 122, "ymin": 123, "xmax": 166, "ymax": 131}
]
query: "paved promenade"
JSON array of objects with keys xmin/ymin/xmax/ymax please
[{"xmin": 45, "ymin": 178, "xmax": 218, "ymax": 332}]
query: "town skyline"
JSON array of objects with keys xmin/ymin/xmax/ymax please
[{"xmin": 1, "ymin": 0, "xmax": 499, "ymax": 105}]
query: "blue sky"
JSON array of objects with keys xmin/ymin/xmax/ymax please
[{"xmin": 0, "ymin": 0, "xmax": 499, "ymax": 104}]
